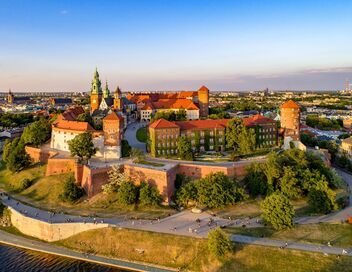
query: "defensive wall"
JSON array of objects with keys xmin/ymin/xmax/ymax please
[
  {"xmin": 25, "ymin": 147, "xmax": 258, "ymax": 203},
  {"xmin": 8, "ymin": 207, "xmax": 108, "ymax": 242}
]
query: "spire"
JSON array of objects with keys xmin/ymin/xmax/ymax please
[
  {"xmin": 103, "ymin": 80, "xmax": 110, "ymax": 98},
  {"xmin": 91, "ymin": 68, "xmax": 102, "ymax": 95},
  {"xmin": 114, "ymin": 86, "xmax": 121, "ymax": 98}
]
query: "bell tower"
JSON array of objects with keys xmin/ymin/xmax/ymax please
[
  {"xmin": 90, "ymin": 68, "xmax": 102, "ymax": 113},
  {"xmin": 7, "ymin": 89, "xmax": 14, "ymax": 104},
  {"xmin": 113, "ymin": 86, "xmax": 123, "ymax": 111}
]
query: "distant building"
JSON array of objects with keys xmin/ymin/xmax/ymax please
[
  {"xmin": 280, "ymin": 100, "xmax": 300, "ymax": 141},
  {"xmin": 7, "ymin": 89, "xmax": 31, "ymax": 104},
  {"xmin": 51, "ymin": 98, "xmax": 73, "ymax": 107}
]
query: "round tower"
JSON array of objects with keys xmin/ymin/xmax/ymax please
[{"xmin": 280, "ymin": 100, "xmax": 300, "ymax": 141}]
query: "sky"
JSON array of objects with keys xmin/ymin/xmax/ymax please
[{"xmin": 1, "ymin": 0, "xmax": 352, "ymax": 92}]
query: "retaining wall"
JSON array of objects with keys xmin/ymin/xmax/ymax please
[{"xmin": 9, "ymin": 207, "xmax": 108, "ymax": 242}]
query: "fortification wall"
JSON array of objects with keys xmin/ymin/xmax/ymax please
[
  {"xmin": 123, "ymin": 164, "xmax": 177, "ymax": 202},
  {"xmin": 45, "ymin": 158, "xmax": 76, "ymax": 176},
  {"xmin": 81, "ymin": 166, "xmax": 111, "ymax": 197},
  {"xmin": 25, "ymin": 146, "xmax": 57, "ymax": 163},
  {"xmin": 9, "ymin": 207, "xmax": 108, "ymax": 242}
]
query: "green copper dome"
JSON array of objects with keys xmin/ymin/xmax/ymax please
[
  {"xmin": 91, "ymin": 68, "xmax": 102, "ymax": 95},
  {"xmin": 103, "ymin": 80, "xmax": 110, "ymax": 98}
]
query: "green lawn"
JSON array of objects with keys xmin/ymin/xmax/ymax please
[
  {"xmin": 58, "ymin": 227, "xmax": 352, "ymax": 272},
  {"xmin": 136, "ymin": 127, "xmax": 147, "ymax": 143},
  {"xmin": 136, "ymin": 160, "xmax": 165, "ymax": 167},
  {"xmin": 225, "ymin": 223, "xmax": 352, "ymax": 247}
]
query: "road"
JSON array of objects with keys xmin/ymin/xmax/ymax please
[
  {"xmin": 231, "ymin": 235, "xmax": 352, "ymax": 256},
  {"xmin": 124, "ymin": 121, "xmax": 147, "ymax": 151},
  {"xmin": 0, "ymin": 230, "xmax": 176, "ymax": 272}
]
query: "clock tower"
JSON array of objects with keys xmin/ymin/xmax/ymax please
[{"xmin": 90, "ymin": 68, "xmax": 102, "ymax": 113}]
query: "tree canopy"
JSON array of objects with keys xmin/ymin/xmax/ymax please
[
  {"xmin": 177, "ymin": 136, "xmax": 194, "ymax": 160},
  {"xmin": 21, "ymin": 118, "xmax": 51, "ymax": 147},
  {"xmin": 68, "ymin": 132, "xmax": 97, "ymax": 162},
  {"xmin": 260, "ymin": 191, "xmax": 295, "ymax": 230}
]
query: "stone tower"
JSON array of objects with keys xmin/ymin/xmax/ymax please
[
  {"xmin": 198, "ymin": 85, "xmax": 209, "ymax": 118},
  {"xmin": 103, "ymin": 80, "xmax": 110, "ymax": 99},
  {"xmin": 7, "ymin": 89, "xmax": 14, "ymax": 104},
  {"xmin": 103, "ymin": 111, "xmax": 123, "ymax": 158},
  {"xmin": 280, "ymin": 100, "xmax": 300, "ymax": 141},
  {"xmin": 113, "ymin": 86, "xmax": 123, "ymax": 111},
  {"xmin": 90, "ymin": 68, "xmax": 102, "ymax": 113}
]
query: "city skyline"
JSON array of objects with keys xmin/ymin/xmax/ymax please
[{"xmin": 1, "ymin": 0, "xmax": 352, "ymax": 92}]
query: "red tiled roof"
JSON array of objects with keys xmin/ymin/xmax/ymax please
[
  {"xmin": 53, "ymin": 120, "xmax": 95, "ymax": 132},
  {"xmin": 141, "ymin": 103, "xmax": 154, "ymax": 110},
  {"xmin": 175, "ymin": 119, "xmax": 229, "ymax": 130},
  {"xmin": 242, "ymin": 114, "xmax": 276, "ymax": 127},
  {"xmin": 149, "ymin": 118, "xmax": 180, "ymax": 129},
  {"xmin": 281, "ymin": 100, "xmax": 300, "ymax": 109},
  {"xmin": 104, "ymin": 111, "xmax": 124, "ymax": 121},
  {"xmin": 152, "ymin": 99, "xmax": 199, "ymax": 110}
]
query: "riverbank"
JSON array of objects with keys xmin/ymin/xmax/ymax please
[{"xmin": 0, "ymin": 229, "xmax": 175, "ymax": 272}]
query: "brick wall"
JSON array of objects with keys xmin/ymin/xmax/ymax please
[
  {"xmin": 45, "ymin": 158, "xmax": 76, "ymax": 176},
  {"xmin": 25, "ymin": 146, "xmax": 57, "ymax": 163},
  {"xmin": 81, "ymin": 166, "xmax": 112, "ymax": 197}
]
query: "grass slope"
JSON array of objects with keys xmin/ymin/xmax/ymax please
[
  {"xmin": 0, "ymin": 163, "xmax": 174, "ymax": 219},
  {"xmin": 58, "ymin": 227, "xmax": 352, "ymax": 272},
  {"xmin": 226, "ymin": 223, "xmax": 352, "ymax": 247}
]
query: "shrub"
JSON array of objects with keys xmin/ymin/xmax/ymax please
[
  {"xmin": 19, "ymin": 178, "xmax": 32, "ymax": 191},
  {"xmin": 59, "ymin": 175, "xmax": 84, "ymax": 203},
  {"xmin": 207, "ymin": 228, "xmax": 232, "ymax": 257},
  {"xmin": 117, "ymin": 181, "xmax": 138, "ymax": 205},
  {"xmin": 139, "ymin": 182, "xmax": 162, "ymax": 206}
]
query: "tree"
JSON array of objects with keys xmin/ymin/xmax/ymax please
[
  {"xmin": 196, "ymin": 172, "xmax": 247, "ymax": 208},
  {"xmin": 237, "ymin": 126, "xmax": 256, "ymax": 155},
  {"xmin": 175, "ymin": 109, "xmax": 187, "ymax": 121},
  {"xmin": 278, "ymin": 167, "xmax": 302, "ymax": 199},
  {"xmin": 59, "ymin": 175, "xmax": 84, "ymax": 203},
  {"xmin": 76, "ymin": 113, "xmax": 94, "ymax": 126},
  {"xmin": 102, "ymin": 165, "xmax": 127, "ymax": 194},
  {"xmin": 308, "ymin": 181, "xmax": 337, "ymax": 214},
  {"xmin": 207, "ymin": 228, "xmax": 232, "ymax": 257},
  {"xmin": 262, "ymin": 152, "xmax": 281, "ymax": 194},
  {"xmin": 121, "ymin": 139, "xmax": 132, "ymax": 157},
  {"xmin": 68, "ymin": 132, "xmax": 97, "ymax": 163},
  {"xmin": 176, "ymin": 182, "xmax": 198, "ymax": 206},
  {"xmin": 243, "ymin": 163, "xmax": 268, "ymax": 196},
  {"xmin": 177, "ymin": 136, "xmax": 194, "ymax": 160},
  {"xmin": 5, "ymin": 138, "xmax": 30, "ymax": 172},
  {"xmin": 21, "ymin": 118, "xmax": 51, "ymax": 147},
  {"xmin": 139, "ymin": 182, "xmax": 162, "ymax": 206},
  {"xmin": 117, "ymin": 181, "xmax": 138, "ymax": 205},
  {"xmin": 226, "ymin": 118, "xmax": 243, "ymax": 151},
  {"xmin": 260, "ymin": 191, "xmax": 294, "ymax": 230}
]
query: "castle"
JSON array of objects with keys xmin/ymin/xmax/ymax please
[{"xmin": 50, "ymin": 69, "xmax": 125, "ymax": 159}]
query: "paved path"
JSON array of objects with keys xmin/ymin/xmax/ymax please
[
  {"xmin": 125, "ymin": 121, "xmax": 147, "ymax": 151},
  {"xmin": 0, "ymin": 230, "xmax": 175, "ymax": 272},
  {"xmin": 231, "ymin": 235, "xmax": 352, "ymax": 256}
]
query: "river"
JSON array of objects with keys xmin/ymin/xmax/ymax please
[{"xmin": 0, "ymin": 243, "xmax": 126, "ymax": 272}]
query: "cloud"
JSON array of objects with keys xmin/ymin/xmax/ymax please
[{"xmin": 60, "ymin": 10, "xmax": 69, "ymax": 15}]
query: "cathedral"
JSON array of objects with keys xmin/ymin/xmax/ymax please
[{"xmin": 89, "ymin": 68, "xmax": 126, "ymax": 128}]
